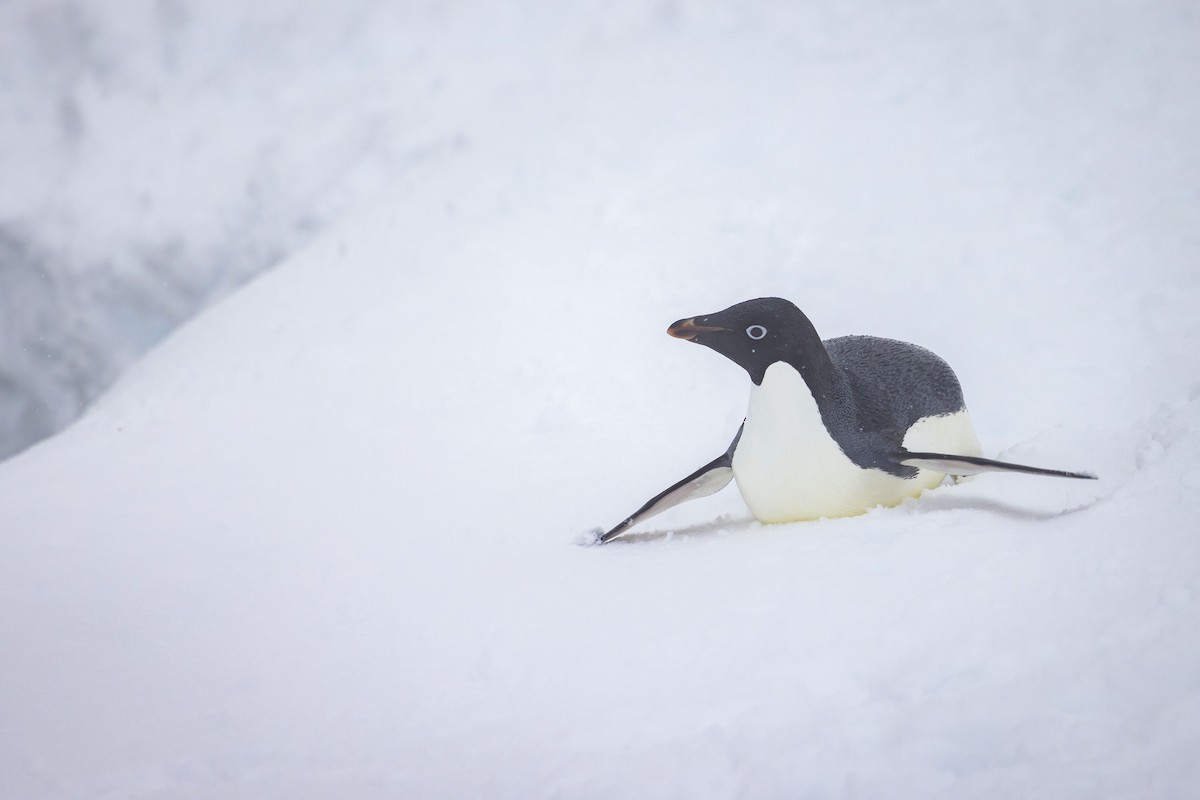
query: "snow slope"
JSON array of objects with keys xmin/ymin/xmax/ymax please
[
  {"xmin": 3, "ymin": 1, "xmax": 1200, "ymax": 797},
  {"xmin": 0, "ymin": 0, "xmax": 524, "ymax": 458}
]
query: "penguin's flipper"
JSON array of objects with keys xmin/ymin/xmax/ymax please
[
  {"xmin": 600, "ymin": 425, "xmax": 744, "ymax": 544},
  {"xmin": 896, "ymin": 451, "xmax": 1097, "ymax": 480}
]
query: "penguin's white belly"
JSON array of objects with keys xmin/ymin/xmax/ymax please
[{"xmin": 731, "ymin": 361, "xmax": 982, "ymax": 522}]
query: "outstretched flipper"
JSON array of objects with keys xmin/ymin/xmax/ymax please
[
  {"xmin": 896, "ymin": 451, "xmax": 1097, "ymax": 480},
  {"xmin": 600, "ymin": 426, "xmax": 743, "ymax": 544}
]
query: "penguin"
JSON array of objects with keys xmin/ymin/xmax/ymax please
[{"xmin": 600, "ymin": 297, "xmax": 1095, "ymax": 544}]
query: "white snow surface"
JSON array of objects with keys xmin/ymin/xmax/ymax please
[{"xmin": 3, "ymin": 1, "xmax": 1200, "ymax": 798}]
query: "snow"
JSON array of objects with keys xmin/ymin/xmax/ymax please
[
  {"xmin": 3, "ymin": 1, "xmax": 1200, "ymax": 797},
  {"xmin": 0, "ymin": 0, "xmax": 514, "ymax": 458}
]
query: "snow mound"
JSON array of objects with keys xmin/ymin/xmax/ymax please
[{"xmin": 2, "ymin": 1, "xmax": 1199, "ymax": 798}]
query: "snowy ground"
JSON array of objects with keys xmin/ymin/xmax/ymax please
[{"xmin": 3, "ymin": 1, "xmax": 1200, "ymax": 798}]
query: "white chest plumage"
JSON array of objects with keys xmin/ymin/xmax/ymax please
[{"xmin": 731, "ymin": 361, "xmax": 982, "ymax": 522}]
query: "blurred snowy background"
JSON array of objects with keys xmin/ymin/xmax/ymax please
[
  {"xmin": 2, "ymin": 2, "xmax": 1196, "ymax": 459},
  {"xmin": 1, "ymin": 0, "xmax": 487, "ymax": 458},
  {"xmin": 2, "ymin": 1, "xmax": 1199, "ymax": 798}
]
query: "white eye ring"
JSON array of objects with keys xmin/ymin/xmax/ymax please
[{"xmin": 746, "ymin": 325, "xmax": 767, "ymax": 340}]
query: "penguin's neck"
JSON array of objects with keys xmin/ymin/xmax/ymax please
[
  {"xmin": 747, "ymin": 334, "xmax": 854, "ymax": 440},
  {"xmin": 769, "ymin": 336, "xmax": 847, "ymax": 403}
]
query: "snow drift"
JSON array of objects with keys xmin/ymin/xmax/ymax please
[{"xmin": 2, "ymin": 1, "xmax": 1198, "ymax": 798}]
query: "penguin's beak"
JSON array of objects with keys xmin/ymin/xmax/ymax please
[{"xmin": 667, "ymin": 318, "xmax": 727, "ymax": 340}]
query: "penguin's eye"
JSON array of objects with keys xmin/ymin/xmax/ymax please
[{"xmin": 746, "ymin": 325, "xmax": 767, "ymax": 340}]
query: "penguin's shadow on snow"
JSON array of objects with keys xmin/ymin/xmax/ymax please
[
  {"xmin": 912, "ymin": 494, "xmax": 1099, "ymax": 520},
  {"xmin": 606, "ymin": 492, "xmax": 1103, "ymax": 545},
  {"xmin": 917, "ymin": 485, "xmax": 1106, "ymax": 521},
  {"xmin": 603, "ymin": 515, "xmax": 758, "ymax": 545}
]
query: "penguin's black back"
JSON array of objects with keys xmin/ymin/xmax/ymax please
[
  {"xmin": 826, "ymin": 335, "xmax": 966, "ymax": 422},
  {"xmin": 819, "ymin": 335, "xmax": 967, "ymax": 475}
]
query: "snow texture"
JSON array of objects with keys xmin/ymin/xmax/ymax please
[{"xmin": 2, "ymin": 1, "xmax": 1199, "ymax": 798}]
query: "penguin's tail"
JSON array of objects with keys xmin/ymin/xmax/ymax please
[{"xmin": 897, "ymin": 451, "xmax": 1097, "ymax": 480}]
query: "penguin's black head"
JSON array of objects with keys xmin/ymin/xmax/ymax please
[{"xmin": 668, "ymin": 297, "xmax": 823, "ymax": 384}]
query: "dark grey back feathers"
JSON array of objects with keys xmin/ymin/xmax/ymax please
[{"xmin": 814, "ymin": 335, "xmax": 967, "ymax": 477}]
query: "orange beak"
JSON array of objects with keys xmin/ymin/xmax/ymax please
[{"xmin": 667, "ymin": 318, "xmax": 727, "ymax": 340}]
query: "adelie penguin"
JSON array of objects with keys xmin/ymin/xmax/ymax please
[{"xmin": 600, "ymin": 297, "xmax": 1096, "ymax": 544}]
